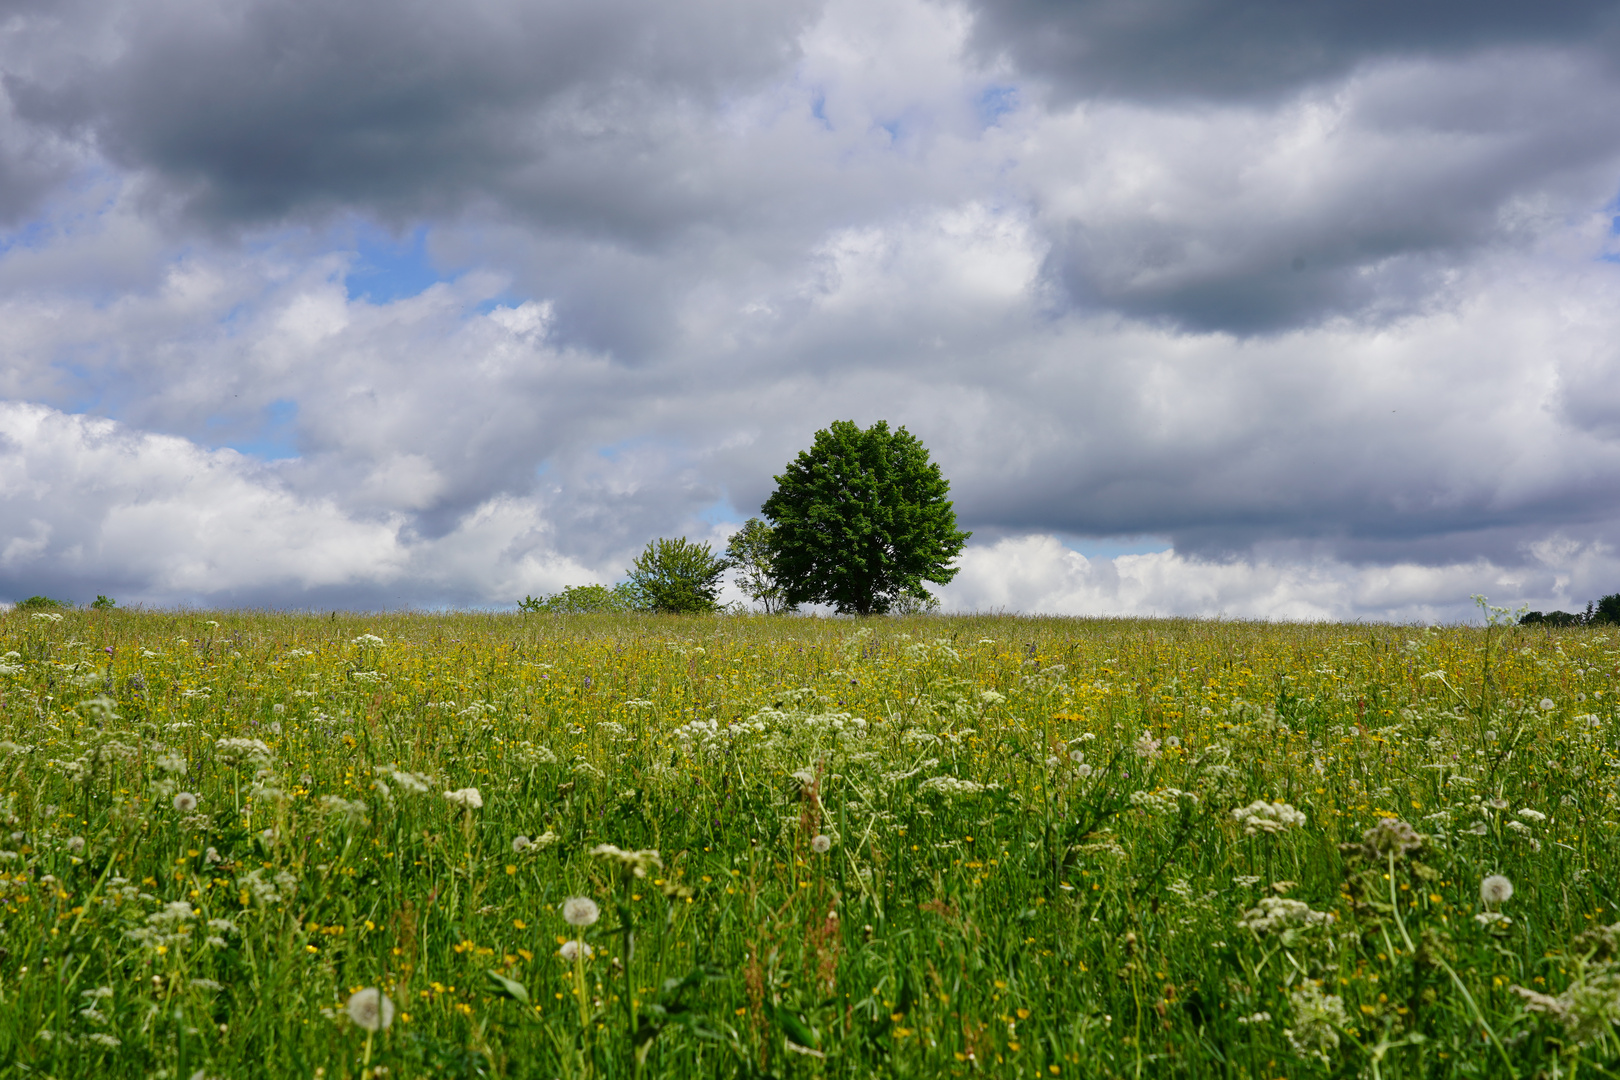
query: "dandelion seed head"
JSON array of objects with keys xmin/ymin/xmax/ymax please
[
  {"xmin": 810, "ymin": 834, "xmax": 832, "ymax": 854},
  {"xmin": 345, "ymin": 987, "xmax": 395, "ymax": 1032},
  {"xmin": 562, "ymin": 896, "xmax": 600, "ymax": 927},
  {"xmin": 1540, "ymin": 698, "xmax": 1556, "ymax": 711},
  {"xmin": 1480, "ymin": 874, "xmax": 1514, "ymax": 905},
  {"xmin": 172, "ymin": 792, "xmax": 198, "ymax": 813},
  {"xmin": 558, "ymin": 940, "xmax": 593, "ymax": 961}
]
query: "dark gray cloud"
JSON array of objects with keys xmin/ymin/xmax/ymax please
[
  {"xmin": 1023, "ymin": 50, "xmax": 1620, "ymax": 331},
  {"xmin": 3, "ymin": 0, "xmax": 819, "ymax": 230},
  {"xmin": 965, "ymin": 0, "xmax": 1620, "ymax": 103}
]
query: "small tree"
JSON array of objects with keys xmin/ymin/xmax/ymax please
[
  {"xmin": 762, "ymin": 420, "xmax": 970, "ymax": 616},
  {"xmin": 1595, "ymin": 593, "xmax": 1620, "ymax": 625},
  {"xmin": 518, "ymin": 584, "xmax": 640, "ymax": 614},
  {"xmin": 724, "ymin": 518, "xmax": 794, "ymax": 614},
  {"xmin": 623, "ymin": 537, "xmax": 729, "ymax": 614}
]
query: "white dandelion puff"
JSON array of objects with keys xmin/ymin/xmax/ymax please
[
  {"xmin": 810, "ymin": 835, "xmax": 832, "ymax": 854},
  {"xmin": 562, "ymin": 896, "xmax": 600, "ymax": 927},
  {"xmin": 345, "ymin": 987, "xmax": 395, "ymax": 1032},
  {"xmin": 558, "ymin": 940, "xmax": 593, "ymax": 961},
  {"xmin": 172, "ymin": 792, "xmax": 198, "ymax": 813},
  {"xmin": 1480, "ymin": 875, "xmax": 1514, "ymax": 906}
]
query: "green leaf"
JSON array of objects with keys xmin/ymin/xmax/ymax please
[{"xmin": 485, "ymin": 969, "xmax": 530, "ymax": 1005}]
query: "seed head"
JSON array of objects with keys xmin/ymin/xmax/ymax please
[
  {"xmin": 1480, "ymin": 874, "xmax": 1514, "ymax": 906},
  {"xmin": 558, "ymin": 940, "xmax": 593, "ymax": 961},
  {"xmin": 562, "ymin": 896, "xmax": 600, "ymax": 927},
  {"xmin": 172, "ymin": 792, "xmax": 199, "ymax": 813},
  {"xmin": 810, "ymin": 834, "xmax": 832, "ymax": 854},
  {"xmin": 345, "ymin": 987, "xmax": 395, "ymax": 1032}
]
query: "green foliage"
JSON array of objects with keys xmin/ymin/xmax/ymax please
[
  {"xmin": 91, "ymin": 595, "xmax": 117, "ymax": 610},
  {"xmin": 722, "ymin": 518, "xmax": 793, "ymax": 613},
  {"xmin": 1597, "ymin": 593, "xmax": 1620, "ymax": 625},
  {"xmin": 518, "ymin": 583, "xmax": 641, "ymax": 614},
  {"xmin": 0, "ymin": 610, "xmax": 1618, "ymax": 1077},
  {"xmin": 623, "ymin": 537, "xmax": 729, "ymax": 614},
  {"xmin": 15, "ymin": 595, "xmax": 70, "ymax": 610},
  {"xmin": 762, "ymin": 419, "xmax": 969, "ymax": 615}
]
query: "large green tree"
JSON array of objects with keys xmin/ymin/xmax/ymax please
[{"xmin": 762, "ymin": 420, "xmax": 969, "ymax": 616}]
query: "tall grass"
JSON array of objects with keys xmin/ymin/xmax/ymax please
[{"xmin": 0, "ymin": 608, "xmax": 1617, "ymax": 1077}]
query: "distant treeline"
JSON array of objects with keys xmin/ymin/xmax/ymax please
[{"xmin": 1520, "ymin": 593, "xmax": 1620, "ymax": 626}]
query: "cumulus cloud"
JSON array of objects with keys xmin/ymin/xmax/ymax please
[{"xmin": 1, "ymin": 0, "xmax": 1618, "ymax": 617}]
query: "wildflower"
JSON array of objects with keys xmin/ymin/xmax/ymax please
[
  {"xmin": 172, "ymin": 792, "xmax": 199, "ymax": 813},
  {"xmin": 558, "ymin": 940, "xmax": 593, "ymax": 961},
  {"xmin": 1237, "ymin": 897, "xmax": 1334, "ymax": 934},
  {"xmin": 1516, "ymin": 808, "xmax": 1546, "ymax": 822},
  {"xmin": 1283, "ymin": 982, "xmax": 1348, "ymax": 1063},
  {"xmin": 512, "ymin": 835, "xmax": 534, "ymax": 853},
  {"xmin": 1480, "ymin": 875, "xmax": 1514, "ymax": 906},
  {"xmin": 346, "ymin": 987, "xmax": 395, "ymax": 1032},
  {"xmin": 1540, "ymin": 698, "xmax": 1556, "ymax": 711},
  {"xmin": 443, "ymin": 788, "xmax": 483, "ymax": 809},
  {"xmin": 1360, "ymin": 817, "xmax": 1423, "ymax": 858},
  {"xmin": 917, "ymin": 776, "xmax": 987, "ymax": 798},
  {"xmin": 1133, "ymin": 731, "xmax": 1162, "ymax": 760},
  {"xmin": 562, "ymin": 896, "xmax": 600, "ymax": 927},
  {"xmin": 351, "ymin": 634, "xmax": 385, "ymax": 648},
  {"xmin": 1231, "ymin": 800, "xmax": 1306, "ymax": 835},
  {"xmin": 590, "ymin": 844, "xmax": 663, "ymax": 878},
  {"xmin": 1475, "ymin": 911, "xmax": 1513, "ymax": 928},
  {"xmin": 66, "ymin": 836, "xmax": 85, "ymax": 854},
  {"xmin": 810, "ymin": 834, "xmax": 832, "ymax": 854},
  {"xmin": 215, "ymin": 738, "xmax": 273, "ymax": 765},
  {"xmin": 156, "ymin": 753, "xmax": 188, "ymax": 775}
]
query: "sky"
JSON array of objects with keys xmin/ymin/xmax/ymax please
[{"xmin": 2, "ymin": 0, "xmax": 1620, "ymax": 621}]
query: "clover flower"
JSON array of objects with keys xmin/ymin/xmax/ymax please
[
  {"xmin": 562, "ymin": 896, "xmax": 600, "ymax": 927},
  {"xmin": 346, "ymin": 987, "xmax": 395, "ymax": 1032}
]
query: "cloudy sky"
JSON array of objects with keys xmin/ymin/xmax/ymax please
[{"xmin": 2, "ymin": 0, "xmax": 1619, "ymax": 620}]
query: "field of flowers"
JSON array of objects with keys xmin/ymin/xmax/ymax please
[{"xmin": 0, "ymin": 607, "xmax": 1618, "ymax": 1078}]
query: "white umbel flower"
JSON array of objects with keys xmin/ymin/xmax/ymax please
[{"xmin": 443, "ymin": 788, "xmax": 483, "ymax": 809}]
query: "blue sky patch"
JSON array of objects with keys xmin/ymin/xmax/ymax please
[
  {"xmin": 1062, "ymin": 535, "xmax": 1173, "ymax": 561},
  {"xmin": 344, "ymin": 225, "xmax": 448, "ymax": 303},
  {"xmin": 219, "ymin": 399, "xmax": 301, "ymax": 461}
]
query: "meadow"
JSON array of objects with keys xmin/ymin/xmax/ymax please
[{"xmin": 0, "ymin": 607, "xmax": 1617, "ymax": 1079}]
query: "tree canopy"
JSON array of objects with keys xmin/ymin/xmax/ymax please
[
  {"xmin": 761, "ymin": 420, "xmax": 969, "ymax": 616},
  {"xmin": 724, "ymin": 518, "xmax": 794, "ymax": 613},
  {"xmin": 623, "ymin": 536, "xmax": 729, "ymax": 613}
]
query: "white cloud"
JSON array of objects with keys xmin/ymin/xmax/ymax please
[{"xmin": 1, "ymin": 0, "xmax": 1619, "ymax": 615}]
